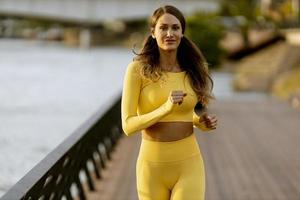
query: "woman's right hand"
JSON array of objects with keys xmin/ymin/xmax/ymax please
[{"xmin": 169, "ymin": 90, "xmax": 187, "ymax": 105}]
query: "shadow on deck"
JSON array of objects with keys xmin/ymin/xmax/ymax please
[{"xmin": 85, "ymin": 98, "xmax": 300, "ymax": 200}]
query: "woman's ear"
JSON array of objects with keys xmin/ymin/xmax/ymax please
[{"xmin": 151, "ymin": 28, "xmax": 155, "ymax": 39}]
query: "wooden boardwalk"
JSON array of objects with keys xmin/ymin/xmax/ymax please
[{"xmin": 84, "ymin": 98, "xmax": 300, "ymax": 200}]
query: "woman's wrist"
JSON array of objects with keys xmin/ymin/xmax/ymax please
[{"xmin": 163, "ymin": 97, "xmax": 176, "ymax": 113}]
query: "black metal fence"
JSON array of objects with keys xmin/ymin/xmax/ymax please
[{"xmin": 1, "ymin": 96, "xmax": 123, "ymax": 200}]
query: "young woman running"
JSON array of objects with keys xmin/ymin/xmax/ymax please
[{"xmin": 121, "ymin": 5, "xmax": 217, "ymax": 200}]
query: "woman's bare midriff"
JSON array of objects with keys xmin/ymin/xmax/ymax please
[{"xmin": 142, "ymin": 122, "xmax": 194, "ymax": 142}]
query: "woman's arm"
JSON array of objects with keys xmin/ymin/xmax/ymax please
[{"xmin": 121, "ymin": 62, "xmax": 174, "ymax": 136}]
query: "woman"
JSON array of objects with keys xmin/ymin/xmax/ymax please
[{"xmin": 121, "ymin": 5, "xmax": 217, "ymax": 200}]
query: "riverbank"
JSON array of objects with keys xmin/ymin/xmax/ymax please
[{"xmin": 231, "ymin": 34, "xmax": 300, "ymax": 110}]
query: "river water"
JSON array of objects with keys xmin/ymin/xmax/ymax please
[{"xmin": 0, "ymin": 39, "xmax": 267, "ymax": 196}]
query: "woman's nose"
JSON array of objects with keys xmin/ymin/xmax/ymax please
[{"xmin": 167, "ymin": 29, "xmax": 173, "ymax": 37}]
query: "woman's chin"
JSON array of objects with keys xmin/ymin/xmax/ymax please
[{"xmin": 161, "ymin": 46, "xmax": 178, "ymax": 52}]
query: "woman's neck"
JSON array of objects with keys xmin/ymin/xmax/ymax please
[{"xmin": 159, "ymin": 49, "xmax": 180, "ymax": 72}]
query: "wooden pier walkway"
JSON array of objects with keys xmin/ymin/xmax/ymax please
[{"xmin": 83, "ymin": 98, "xmax": 300, "ymax": 200}]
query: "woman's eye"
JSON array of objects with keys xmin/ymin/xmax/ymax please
[
  {"xmin": 173, "ymin": 26, "xmax": 179, "ymax": 30},
  {"xmin": 160, "ymin": 26, "xmax": 167, "ymax": 30}
]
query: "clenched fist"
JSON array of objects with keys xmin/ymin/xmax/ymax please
[
  {"xmin": 200, "ymin": 114, "xmax": 217, "ymax": 130},
  {"xmin": 169, "ymin": 90, "xmax": 187, "ymax": 105}
]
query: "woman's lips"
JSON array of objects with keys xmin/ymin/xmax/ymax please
[{"xmin": 165, "ymin": 40, "xmax": 176, "ymax": 43}]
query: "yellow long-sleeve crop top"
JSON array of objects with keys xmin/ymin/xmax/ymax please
[{"xmin": 121, "ymin": 61, "xmax": 208, "ymax": 136}]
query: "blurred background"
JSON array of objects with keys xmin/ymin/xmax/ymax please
[{"xmin": 0, "ymin": 0, "xmax": 300, "ymax": 199}]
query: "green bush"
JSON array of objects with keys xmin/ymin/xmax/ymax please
[{"xmin": 186, "ymin": 13, "xmax": 225, "ymax": 67}]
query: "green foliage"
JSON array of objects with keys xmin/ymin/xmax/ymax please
[
  {"xmin": 186, "ymin": 13, "xmax": 225, "ymax": 67},
  {"xmin": 219, "ymin": 0, "xmax": 257, "ymax": 19},
  {"xmin": 219, "ymin": 0, "xmax": 262, "ymax": 49},
  {"xmin": 126, "ymin": 19, "xmax": 147, "ymax": 32}
]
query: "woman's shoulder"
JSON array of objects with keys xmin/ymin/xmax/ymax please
[{"xmin": 126, "ymin": 60, "xmax": 144, "ymax": 74}]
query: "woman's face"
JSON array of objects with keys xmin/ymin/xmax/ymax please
[{"xmin": 152, "ymin": 13, "xmax": 183, "ymax": 52}]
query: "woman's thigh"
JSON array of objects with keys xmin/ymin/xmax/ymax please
[
  {"xmin": 136, "ymin": 158, "xmax": 171, "ymax": 200},
  {"xmin": 171, "ymin": 155, "xmax": 205, "ymax": 200}
]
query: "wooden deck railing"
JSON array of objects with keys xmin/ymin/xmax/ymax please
[{"xmin": 1, "ymin": 96, "xmax": 123, "ymax": 200}]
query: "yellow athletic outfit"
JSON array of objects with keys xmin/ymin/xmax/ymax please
[{"xmin": 121, "ymin": 61, "xmax": 208, "ymax": 200}]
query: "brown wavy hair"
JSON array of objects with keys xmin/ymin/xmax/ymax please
[{"xmin": 134, "ymin": 5, "xmax": 214, "ymax": 104}]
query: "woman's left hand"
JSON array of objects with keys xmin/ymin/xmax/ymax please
[{"xmin": 200, "ymin": 114, "xmax": 217, "ymax": 130}]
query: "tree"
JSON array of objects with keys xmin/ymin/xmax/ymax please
[
  {"xmin": 219, "ymin": 0, "xmax": 258, "ymax": 48},
  {"xmin": 186, "ymin": 13, "xmax": 224, "ymax": 67}
]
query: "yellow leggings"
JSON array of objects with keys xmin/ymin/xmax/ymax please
[{"xmin": 136, "ymin": 133, "xmax": 205, "ymax": 200}]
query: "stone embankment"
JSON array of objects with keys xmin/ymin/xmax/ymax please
[{"xmin": 232, "ymin": 28, "xmax": 300, "ymax": 110}]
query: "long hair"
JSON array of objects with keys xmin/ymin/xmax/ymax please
[{"xmin": 134, "ymin": 5, "xmax": 214, "ymax": 104}]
